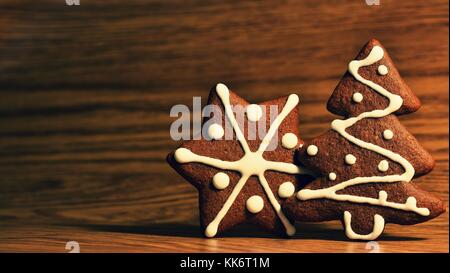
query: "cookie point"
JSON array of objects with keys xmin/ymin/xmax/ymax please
[
  {"xmin": 204, "ymin": 224, "xmax": 218, "ymax": 238},
  {"xmin": 288, "ymin": 94, "xmax": 299, "ymax": 105},
  {"xmin": 286, "ymin": 226, "xmax": 296, "ymax": 237},
  {"xmin": 372, "ymin": 45, "xmax": 384, "ymax": 58},
  {"xmin": 306, "ymin": 145, "xmax": 318, "ymax": 156},
  {"xmin": 377, "ymin": 65, "xmax": 389, "ymax": 75},
  {"xmin": 296, "ymin": 189, "xmax": 310, "ymax": 200},
  {"xmin": 216, "ymin": 83, "xmax": 229, "ymax": 95},
  {"xmin": 212, "ymin": 172, "xmax": 230, "ymax": 190},
  {"xmin": 174, "ymin": 148, "xmax": 193, "ymax": 163},
  {"xmin": 368, "ymin": 38, "xmax": 381, "ymax": 45}
]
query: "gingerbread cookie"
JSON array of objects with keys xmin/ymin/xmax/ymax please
[
  {"xmin": 284, "ymin": 39, "xmax": 446, "ymax": 240},
  {"xmin": 167, "ymin": 83, "xmax": 313, "ymax": 237}
]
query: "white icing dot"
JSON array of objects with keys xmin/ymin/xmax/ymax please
[
  {"xmin": 306, "ymin": 145, "xmax": 318, "ymax": 156},
  {"xmin": 328, "ymin": 172, "xmax": 337, "ymax": 181},
  {"xmin": 345, "ymin": 154, "xmax": 356, "ymax": 165},
  {"xmin": 278, "ymin": 182, "xmax": 295, "ymax": 198},
  {"xmin": 207, "ymin": 123, "xmax": 224, "ymax": 140},
  {"xmin": 378, "ymin": 65, "xmax": 389, "ymax": 75},
  {"xmin": 212, "ymin": 172, "xmax": 230, "ymax": 190},
  {"xmin": 246, "ymin": 195, "xmax": 264, "ymax": 214},
  {"xmin": 378, "ymin": 160, "xmax": 389, "ymax": 172},
  {"xmin": 246, "ymin": 104, "xmax": 263, "ymax": 122},
  {"xmin": 281, "ymin": 133, "xmax": 298, "ymax": 149},
  {"xmin": 352, "ymin": 92, "xmax": 363, "ymax": 103},
  {"xmin": 383, "ymin": 129, "xmax": 394, "ymax": 140}
]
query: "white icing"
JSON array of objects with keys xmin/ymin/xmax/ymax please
[
  {"xmin": 246, "ymin": 195, "xmax": 264, "ymax": 213},
  {"xmin": 278, "ymin": 182, "xmax": 295, "ymax": 198},
  {"xmin": 281, "ymin": 133, "xmax": 298, "ymax": 149},
  {"xmin": 345, "ymin": 154, "xmax": 356, "ymax": 165},
  {"xmin": 306, "ymin": 145, "xmax": 318, "ymax": 156},
  {"xmin": 328, "ymin": 172, "xmax": 337, "ymax": 181},
  {"xmin": 383, "ymin": 129, "xmax": 393, "ymax": 140},
  {"xmin": 246, "ymin": 104, "xmax": 263, "ymax": 122},
  {"xmin": 176, "ymin": 83, "xmax": 312, "ymax": 237},
  {"xmin": 377, "ymin": 65, "xmax": 388, "ymax": 75},
  {"xmin": 212, "ymin": 172, "xmax": 230, "ymax": 190},
  {"xmin": 378, "ymin": 160, "xmax": 389, "ymax": 172},
  {"xmin": 297, "ymin": 46, "xmax": 430, "ymax": 240},
  {"xmin": 207, "ymin": 123, "xmax": 224, "ymax": 140},
  {"xmin": 352, "ymin": 92, "xmax": 363, "ymax": 103},
  {"xmin": 344, "ymin": 211, "xmax": 385, "ymax": 240}
]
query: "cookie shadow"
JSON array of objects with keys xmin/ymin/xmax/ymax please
[
  {"xmin": 72, "ymin": 222, "xmax": 202, "ymax": 238},
  {"xmin": 73, "ymin": 222, "xmax": 288, "ymax": 239},
  {"xmin": 293, "ymin": 223, "xmax": 427, "ymax": 242},
  {"xmin": 70, "ymin": 222, "xmax": 426, "ymax": 241}
]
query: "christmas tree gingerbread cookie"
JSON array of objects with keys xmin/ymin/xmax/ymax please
[
  {"xmin": 283, "ymin": 39, "xmax": 446, "ymax": 240},
  {"xmin": 167, "ymin": 83, "xmax": 313, "ymax": 237}
]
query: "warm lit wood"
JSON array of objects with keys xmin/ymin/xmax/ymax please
[
  {"xmin": 0, "ymin": 0, "xmax": 447, "ymax": 252},
  {"xmin": 0, "ymin": 216, "xmax": 448, "ymax": 253}
]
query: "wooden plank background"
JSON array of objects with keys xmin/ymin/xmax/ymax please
[{"xmin": 0, "ymin": 0, "xmax": 448, "ymax": 252}]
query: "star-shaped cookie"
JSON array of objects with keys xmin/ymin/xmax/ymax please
[{"xmin": 167, "ymin": 83, "xmax": 313, "ymax": 237}]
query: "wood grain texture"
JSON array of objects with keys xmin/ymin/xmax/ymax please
[{"xmin": 0, "ymin": 0, "xmax": 448, "ymax": 252}]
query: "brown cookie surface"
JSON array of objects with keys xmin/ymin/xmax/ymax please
[
  {"xmin": 284, "ymin": 39, "xmax": 446, "ymax": 240},
  {"xmin": 167, "ymin": 83, "xmax": 313, "ymax": 237},
  {"xmin": 327, "ymin": 39, "xmax": 421, "ymax": 116}
]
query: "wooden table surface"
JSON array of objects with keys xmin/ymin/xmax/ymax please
[{"xmin": 0, "ymin": 0, "xmax": 448, "ymax": 253}]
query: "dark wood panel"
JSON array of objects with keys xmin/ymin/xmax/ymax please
[{"xmin": 0, "ymin": 0, "xmax": 448, "ymax": 91}]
